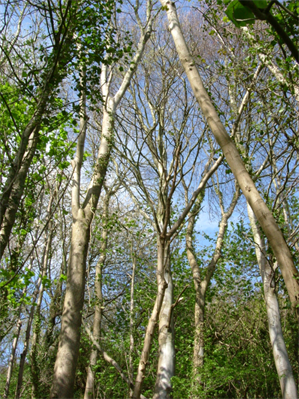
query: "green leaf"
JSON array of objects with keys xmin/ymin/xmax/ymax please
[
  {"xmin": 225, "ymin": 0, "xmax": 255, "ymax": 27},
  {"xmin": 253, "ymin": 0, "xmax": 267, "ymax": 8},
  {"xmin": 59, "ymin": 273, "xmax": 67, "ymax": 281}
]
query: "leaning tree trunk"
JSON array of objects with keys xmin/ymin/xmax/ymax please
[
  {"xmin": 0, "ymin": 128, "xmax": 39, "ymax": 261},
  {"xmin": 160, "ymin": 0, "xmax": 299, "ymax": 319},
  {"xmin": 247, "ymin": 204, "xmax": 298, "ymax": 399},
  {"xmin": 0, "ymin": 0, "xmax": 75, "ymax": 261}
]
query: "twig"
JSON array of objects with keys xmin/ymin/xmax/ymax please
[{"xmin": 166, "ymin": 284, "xmax": 189, "ymax": 329}]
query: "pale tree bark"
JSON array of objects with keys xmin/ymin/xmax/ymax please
[
  {"xmin": 131, "ymin": 175, "xmax": 222, "ymax": 399},
  {"xmin": 132, "ymin": 237, "xmax": 168, "ymax": 399},
  {"xmin": 160, "ymin": 0, "xmax": 299, "ymax": 320},
  {"xmin": 152, "ymin": 97, "xmax": 175, "ymax": 398},
  {"xmin": 153, "ymin": 244, "xmax": 174, "ymax": 399},
  {"xmin": 134, "ymin": 154, "xmax": 175, "ymax": 399},
  {"xmin": 50, "ymin": 5, "xmax": 153, "ymax": 396},
  {"xmin": 185, "ymin": 192, "xmax": 205, "ymax": 387},
  {"xmin": 247, "ymin": 204, "xmax": 298, "ymax": 399}
]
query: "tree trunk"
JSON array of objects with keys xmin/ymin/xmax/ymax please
[
  {"xmin": 50, "ymin": 212, "xmax": 90, "ymax": 399},
  {"xmin": 0, "ymin": 0, "xmax": 75, "ymax": 261},
  {"xmin": 3, "ymin": 320, "xmax": 22, "ymax": 399},
  {"xmin": 0, "ymin": 128, "xmax": 39, "ymax": 261},
  {"xmin": 160, "ymin": 0, "xmax": 299, "ymax": 319},
  {"xmin": 185, "ymin": 196, "xmax": 205, "ymax": 388},
  {"xmin": 15, "ymin": 281, "xmax": 41, "ymax": 399},
  {"xmin": 154, "ymin": 244, "xmax": 174, "ymax": 399},
  {"xmin": 185, "ymin": 183, "xmax": 239, "ymax": 395},
  {"xmin": 31, "ymin": 190, "xmax": 55, "ymax": 398},
  {"xmin": 84, "ymin": 195, "xmax": 109, "ymax": 399},
  {"xmin": 50, "ymin": 72, "xmax": 112, "ymax": 397},
  {"xmin": 4, "ymin": 260, "xmax": 36, "ymax": 398},
  {"xmin": 247, "ymin": 204, "xmax": 298, "ymax": 399},
  {"xmin": 129, "ymin": 250, "xmax": 136, "ymax": 397},
  {"xmin": 132, "ymin": 237, "xmax": 168, "ymax": 399}
]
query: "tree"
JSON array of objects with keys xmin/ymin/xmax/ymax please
[
  {"xmin": 1, "ymin": 1, "xmax": 299, "ymax": 398},
  {"xmin": 159, "ymin": 0, "xmax": 299, "ymax": 323},
  {"xmin": 50, "ymin": 2, "xmax": 154, "ymax": 397}
]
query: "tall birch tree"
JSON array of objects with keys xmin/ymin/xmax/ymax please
[
  {"xmin": 159, "ymin": 0, "xmax": 299, "ymax": 321},
  {"xmin": 50, "ymin": 2, "xmax": 154, "ymax": 397}
]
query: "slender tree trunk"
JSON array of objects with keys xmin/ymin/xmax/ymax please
[
  {"xmin": 49, "ymin": 106, "xmax": 111, "ymax": 399},
  {"xmin": 129, "ymin": 250, "xmax": 136, "ymax": 398},
  {"xmin": 0, "ymin": 128, "xmax": 39, "ymax": 261},
  {"xmin": 154, "ymin": 244, "xmax": 174, "ymax": 399},
  {"xmin": 84, "ymin": 195, "xmax": 109, "ymax": 399},
  {"xmin": 185, "ymin": 194, "xmax": 205, "ymax": 388},
  {"xmin": 185, "ymin": 184, "xmax": 239, "ymax": 396},
  {"xmin": 247, "ymin": 204, "xmax": 298, "ymax": 399},
  {"xmin": 160, "ymin": 0, "xmax": 299, "ymax": 319},
  {"xmin": 3, "ymin": 259, "xmax": 36, "ymax": 398},
  {"xmin": 3, "ymin": 320, "xmax": 22, "ymax": 399},
  {"xmin": 31, "ymin": 221, "xmax": 54, "ymax": 398},
  {"xmin": 50, "ymin": 68, "xmax": 90, "ymax": 397},
  {"xmin": 44, "ymin": 249, "xmax": 67, "ymax": 350},
  {"xmin": 15, "ymin": 281, "xmax": 41, "ymax": 399},
  {"xmin": 132, "ymin": 237, "xmax": 168, "ymax": 399}
]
